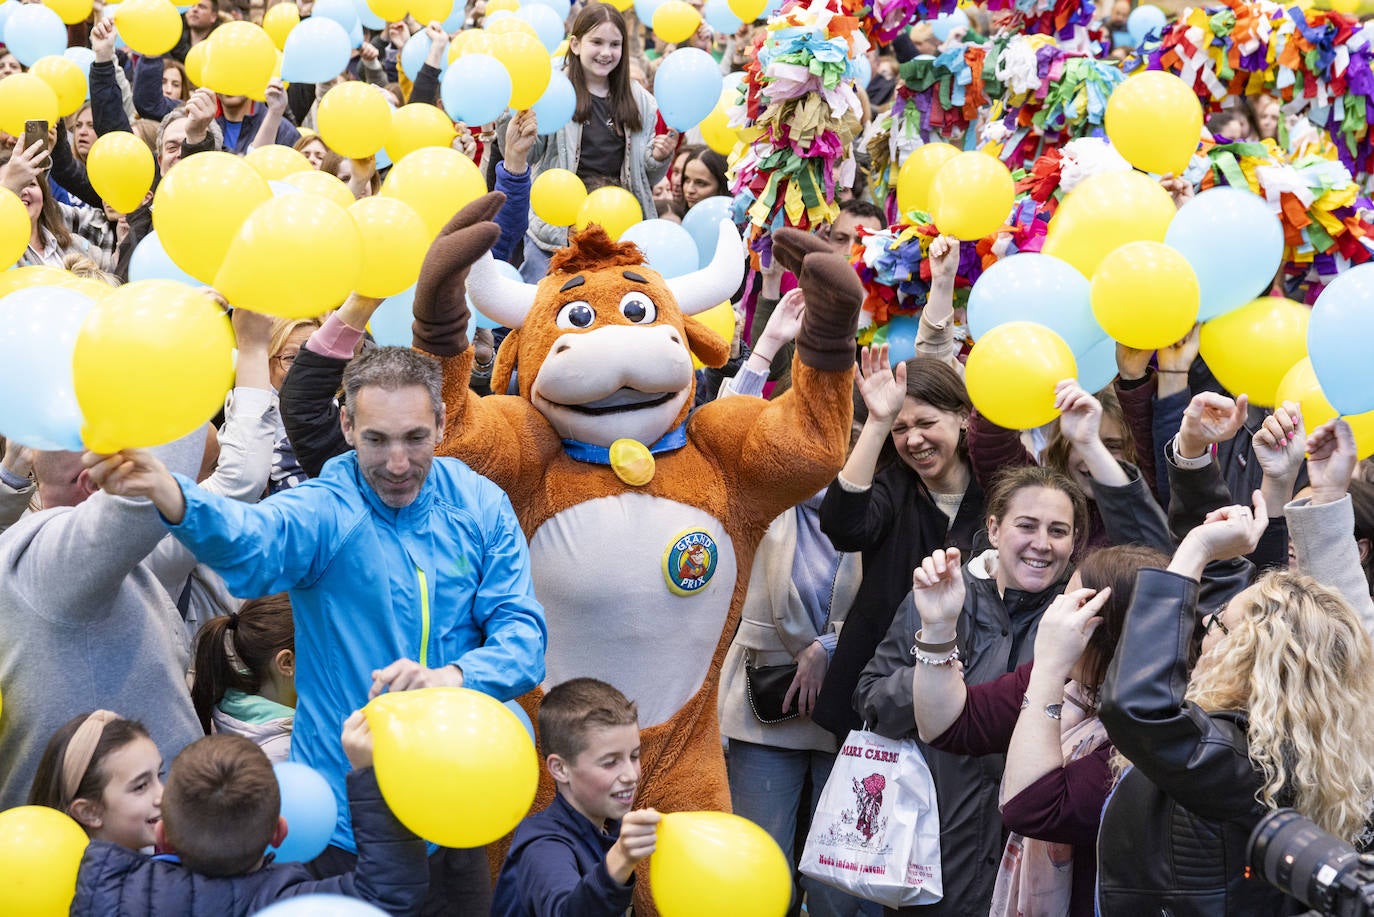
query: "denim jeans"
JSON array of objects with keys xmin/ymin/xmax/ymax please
[
  {"xmin": 519, "ymin": 233, "xmax": 552, "ymax": 283},
  {"xmin": 728, "ymin": 738, "xmax": 884, "ymax": 917}
]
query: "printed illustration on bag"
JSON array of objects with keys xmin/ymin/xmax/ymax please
[{"xmin": 854, "ymin": 773, "xmax": 885, "ymax": 841}]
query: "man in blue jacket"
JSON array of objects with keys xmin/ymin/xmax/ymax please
[{"xmin": 85, "ymin": 345, "xmax": 548, "ymax": 916}]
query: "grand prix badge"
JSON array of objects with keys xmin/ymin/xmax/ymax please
[{"xmin": 662, "ymin": 528, "xmax": 718, "ymax": 597}]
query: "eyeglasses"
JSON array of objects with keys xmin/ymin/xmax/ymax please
[
  {"xmin": 1203, "ymin": 613, "xmax": 1230, "ymax": 638},
  {"xmin": 274, "ymin": 351, "xmax": 298, "ymax": 366}
]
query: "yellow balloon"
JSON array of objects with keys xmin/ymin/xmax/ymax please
[
  {"xmin": 45, "ymin": 0, "xmax": 94, "ymax": 24},
  {"xmin": 281, "ymin": 168, "xmax": 357, "ymax": 209},
  {"xmin": 74, "ymin": 281, "xmax": 236, "ymax": 452},
  {"xmin": 530, "ymin": 168, "xmax": 586, "ymax": 227},
  {"xmin": 184, "ymin": 39, "xmax": 209, "ymax": 87},
  {"xmin": 653, "ymin": 0, "xmax": 702, "ymax": 43},
  {"xmin": 450, "ymin": 29, "xmax": 498, "ymax": 61},
  {"xmin": 690, "ymin": 300, "xmax": 734, "ymax": 370},
  {"xmin": 0, "ymin": 806, "xmax": 89, "ymax": 917},
  {"xmin": 367, "ymin": 687, "xmax": 538, "ymax": 848},
  {"xmin": 486, "ymin": 0, "xmax": 520, "ymax": 11},
  {"xmin": 0, "ymin": 73, "xmax": 58, "ymax": 138},
  {"xmin": 317, "ymin": 81, "xmax": 393, "ymax": 158},
  {"xmin": 966, "ymin": 321, "xmax": 1077, "ymax": 429},
  {"xmin": 380, "ymin": 146, "xmax": 487, "ymax": 239},
  {"xmin": 1104, "ymin": 70, "xmax": 1203, "ymax": 176},
  {"xmin": 368, "ymin": 0, "xmax": 409, "ymax": 21},
  {"xmin": 246, "ymin": 143, "xmax": 313, "ymax": 180},
  {"xmin": 492, "ymin": 30, "xmax": 551, "ymax": 110},
  {"xmin": 30, "ymin": 56, "xmax": 86, "ymax": 117},
  {"xmin": 574, "ymin": 186, "xmax": 642, "ymax": 240},
  {"xmin": 1198, "ymin": 297, "xmax": 1309, "ymax": 407},
  {"xmin": 728, "ymin": 0, "xmax": 766, "ymax": 19},
  {"xmin": 385, "ymin": 103, "xmax": 458, "ymax": 163},
  {"xmin": 409, "ymin": 0, "xmax": 454, "ymax": 25},
  {"xmin": 896, "ymin": 142, "xmax": 959, "ymax": 217},
  {"xmin": 649, "ymin": 812, "xmax": 791, "ymax": 917},
  {"xmin": 0, "ymin": 265, "xmax": 76, "ymax": 298},
  {"xmin": 485, "ymin": 16, "xmax": 539, "ymax": 39},
  {"xmin": 1090, "ymin": 241, "xmax": 1199, "ymax": 350},
  {"xmin": 606, "ymin": 0, "xmax": 632, "ymax": 10},
  {"xmin": 201, "ymin": 21, "xmax": 277, "ymax": 98},
  {"xmin": 215, "ymin": 194, "xmax": 363, "ymax": 319},
  {"xmin": 262, "ymin": 0, "xmax": 300, "ymax": 50},
  {"xmin": 0, "ymin": 189, "xmax": 29, "ymax": 268},
  {"xmin": 699, "ymin": 90, "xmax": 737, "ymax": 156},
  {"xmin": 348, "ymin": 195, "xmax": 429, "ymax": 298},
  {"xmin": 1041, "ymin": 170, "xmax": 1176, "ymax": 277},
  {"xmin": 114, "ymin": 0, "xmax": 184, "ymax": 57},
  {"xmin": 1275, "ymin": 358, "xmax": 1374, "ymax": 458},
  {"xmin": 152, "ymin": 151, "xmax": 273, "ymax": 284},
  {"xmin": 86, "ymin": 131, "xmax": 156, "ymax": 214},
  {"xmin": 927, "ymin": 151, "xmax": 1014, "ymax": 241}
]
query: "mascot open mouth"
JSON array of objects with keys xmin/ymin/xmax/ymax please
[{"xmin": 550, "ymin": 388, "xmax": 678, "ymax": 416}]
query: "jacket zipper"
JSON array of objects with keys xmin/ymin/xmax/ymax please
[{"xmin": 415, "ymin": 565, "xmax": 431, "ymax": 667}]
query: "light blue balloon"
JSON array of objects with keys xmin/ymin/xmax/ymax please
[
  {"xmin": 353, "ymin": 0, "xmax": 385, "ymax": 30},
  {"xmin": 504, "ymin": 700, "xmax": 535, "ymax": 743},
  {"xmin": 634, "ymin": 0, "xmax": 666, "ymax": 27},
  {"xmin": 369, "ymin": 284, "xmax": 415, "ymax": 346},
  {"xmin": 1309, "ymin": 264, "xmax": 1374, "ymax": 415},
  {"xmin": 1074, "ymin": 336, "xmax": 1118, "ymax": 393},
  {"xmin": 442, "ymin": 3, "xmax": 465, "ymax": 31},
  {"xmin": 441, "ymin": 54, "xmax": 511, "ymax": 126},
  {"xmin": 1163, "ymin": 186, "xmax": 1283, "ymax": 323},
  {"xmin": 681, "ymin": 196, "xmax": 733, "ymax": 268},
  {"xmin": 530, "ymin": 70, "xmax": 575, "ymax": 136},
  {"xmin": 0, "ymin": 285, "xmax": 95, "ymax": 451},
  {"xmin": 469, "ymin": 260, "xmax": 520, "ymax": 328},
  {"xmin": 349, "ymin": 20, "xmax": 364, "ymax": 49},
  {"xmin": 722, "ymin": 69, "xmax": 745, "ymax": 95},
  {"xmin": 375, "ymin": 145, "xmax": 392, "ymax": 171},
  {"xmin": 0, "ymin": 3, "xmax": 18, "ymax": 41},
  {"xmin": 1127, "ymin": 4, "xmax": 1167, "ymax": 43},
  {"xmin": 703, "ymin": 0, "xmax": 741, "ymax": 34},
  {"xmin": 399, "ymin": 30, "xmax": 441, "ymax": 81},
  {"xmin": 129, "ymin": 230, "xmax": 201, "ymax": 287},
  {"xmin": 281, "ymin": 17, "xmax": 353, "ymax": 84},
  {"xmin": 484, "ymin": 8, "xmax": 515, "ymax": 23},
  {"xmin": 885, "ymin": 315, "xmax": 919, "ymax": 365},
  {"xmin": 515, "ymin": 4, "xmax": 565, "ymax": 52},
  {"xmin": 967, "ymin": 253, "xmax": 1100, "ymax": 354},
  {"xmin": 268, "ymin": 180, "xmax": 303, "ymax": 196},
  {"xmin": 762, "ymin": 0, "xmax": 784, "ymax": 18},
  {"xmin": 930, "ymin": 7, "xmax": 968, "ymax": 41},
  {"xmin": 312, "ymin": 0, "xmax": 361, "ymax": 35},
  {"xmin": 269, "ymin": 762, "xmax": 338, "ymax": 864},
  {"xmin": 525, "ymin": 0, "xmax": 571, "ymax": 20},
  {"xmin": 64, "ymin": 46, "xmax": 96, "ymax": 99},
  {"xmin": 254, "ymin": 895, "xmax": 387, "ymax": 917},
  {"xmin": 5, "ymin": 3, "xmax": 67, "ymax": 67},
  {"xmin": 621, "ymin": 219, "xmax": 699, "ymax": 279},
  {"xmin": 653, "ymin": 47, "xmax": 723, "ymax": 132}
]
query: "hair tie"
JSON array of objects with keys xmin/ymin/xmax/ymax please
[
  {"xmin": 223, "ymin": 611, "xmax": 251, "ymax": 677},
  {"xmin": 227, "ymin": 611, "xmax": 240, "ymax": 630},
  {"xmin": 61, "ymin": 710, "xmax": 119, "ymax": 808}
]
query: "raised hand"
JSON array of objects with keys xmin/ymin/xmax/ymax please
[
  {"xmin": 1054, "ymin": 379, "xmax": 1102, "ymax": 447},
  {"xmin": 856, "ymin": 344, "xmax": 908, "ymax": 424},
  {"xmin": 1253, "ymin": 401, "xmax": 1306, "ymax": 483},
  {"xmin": 1306, "ymin": 417, "xmax": 1358, "ymax": 506},
  {"xmin": 90, "ymin": 18, "xmax": 117, "ymax": 63},
  {"xmin": 1178, "ymin": 391, "xmax": 1249, "ymax": 459},
  {"xmin": 342, "ymin": 710, "xmax": 373, "ymax": 770},
  {"xmin": 911, "ymin": 547, "xmax": 966, "ymax": 640},
  {"xmin": 1031, "ymin": 587, "xmax": 1111, "ymax": 677},
  {"xmin": 928, "ymin": 235, "xmax": 959, "ymax": 284},
  {"xmin": 1172, "ymin": 491, "xmax": 1269, "ymax": 578}
]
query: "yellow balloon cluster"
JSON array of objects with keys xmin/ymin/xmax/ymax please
[
  {"xmin": 0, "ymin": 806, "xmax": 89, "ymax": 917},
  {"xmin": 1276, "ymin": 358, "xmax": 1374, "ymax": 458},
  {"xmin": 30, "ymin": 56, "xmax": 87, "ymax": 117},
  {"xmin": 368, "ymin": 0, "xmax": 410, "ymax": 21},
  {"xmin": 87, "ymin": 131, "xmax": 156, "ymax": 214},
  {"xmin": 927, "ymin": 152, "xmax": 1014, "ymax": 241},
  {"xmin": 1198, "ymin": 297, "xmax": 1309, "ymax": 408},
  {"xmin": 381, "ymin": 146, "xmax": 487, "ymax": 239},
  {"xmin": 349, "ymin": 196, "xmax": 429, "ymax": 299},
  {"xmin": 47, "ymin": 0, "xmax": 94, "ymax": 25},
  {"xmin": 650, "ymin": 812, "xmax": 791, "ymax": 917},
  {"xmin": 699, "ymin": 89, "xmax": 739, "ymax": 156},
  {"xmin": 1041, "ymin": 170, "xmax": 1176, "ymax": 277},
  {"xmin": 367, "ymin": 687, "xmax": 538, "ymax": 848},
  {"xmin": 1105, "ymin": 71, "xmax": 1203, "ymax": 176},
  {"xmin": 530, "ymin": 168, "xmax": 587, "ymax": 227},
  {"xmin": 896, "ymin": 142, "xmax": 958, "ymax": 217},
  {"xmin": 215, "ymin": 193, "xmax": 363, "ymax": 320},
  {"xmin": 262, "ymin": 0, "xmax": 299, "ymax": 50},
  {"xmin": 1090, "ymin": 241, "xmax": 1199, "ymax": 350},
  {"xmin": 75, "ymin": 281, "xmax": 237, "ymax": 453},
  {"xmin": 386, "ymin": 103, "xmax": 458, "ymax": 163},
  {"xmin": 0, "ymin": 72, "xmax": 58, "ymax": 137},
  {"xmin": 410, "ymin": 0, "xmax": 455, "ymax": 23},
  {"xmin": 318, "ymin": 81, "xmax": 393, "ymax": 159},
  {"xmin": 282, "ymin": 168, "xmax": 356, "ymax": 209},
  {"xmin": 153, "ymin": 151, "xmax": 273, "ymax": 284},
  {"xmin": 492, "ymin": 31, "xmax": 551, "ymax": 110},
  {"xmin": 574, "ymin": 186, "xmax": 642, "ymax": 240},
  {"xmin": 966, "ymin": 322, "xmax": 1077, "ymax": 429},
  {"xmin": 200, "ymin": 21, "xmax": 277, "ymax": 98},
  {"xmin": 114, "ymin": 0, "xmax": 184, "ymax": 57},
  {"xmin": 0, "ymin": 189, "xmax": 29, "ymax": 268},
  {"xmin": 245, "ymin": 143, "xmax": 313, "ymax": 180},
  {"xmin": 653, "ymin": 0, "xmax": 702, "ymax": 43}
]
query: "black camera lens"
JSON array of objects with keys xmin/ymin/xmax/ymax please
[{"xmin": 1250, "ymin": 808, "xmax": 1362, "ymax": 910}]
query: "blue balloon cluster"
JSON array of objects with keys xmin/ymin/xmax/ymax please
[
  {"xmin": 5, "ymin": 3, "xmax": 66, "ymax": 67},
  {"xmin": 654, "ymin": 48, "xmax": 723, "ymax": 132},
  {"xmin": 515, "ymin": 4, "xmax": 565, "ymax": 52},
  {"xmin": 441, "ymin": 54, "xmax": 511, "ymax": 126},
  {"xmin": 1163, "ymin": 186, "xmax": 1283, "ymax": 322},
  {"xmin": 281, "ymin": 17, "xmax": 352, "ymax": 84}
]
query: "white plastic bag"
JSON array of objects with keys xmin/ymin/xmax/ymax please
[{"xmin": 799, "ymin": 729, "xmax": 943, "ymax": 908}]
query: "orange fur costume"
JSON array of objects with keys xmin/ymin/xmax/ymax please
[{"xmin": 412, "ymin": 194, "xmax": 861, "ymax": 908}]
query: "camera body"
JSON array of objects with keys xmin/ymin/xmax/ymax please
[{"xmin": 1248, "ymin": 808, "xmax": 1374, "ymax": 917}]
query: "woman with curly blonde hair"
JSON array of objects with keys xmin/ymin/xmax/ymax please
[{"xmin": 1097, "ymin": 418, "xmax": 1374, "ymax": 915}]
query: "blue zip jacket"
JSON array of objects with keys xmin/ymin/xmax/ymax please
[{"xmin": 166, "ymin": 451, "xmax": 548, "ymax": 852}]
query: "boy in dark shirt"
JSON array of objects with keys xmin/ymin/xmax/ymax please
[{"xmin": 492, "ymin": 679, "xmax": 660, "ymax": 916}]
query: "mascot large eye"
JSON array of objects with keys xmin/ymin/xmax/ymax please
[
  {"xmin": 619, "ymin": 292, "xmax": 657, "ymax": 325},
  {"xmin": 555, "ymin": 301, "xmax": 596, "ymax": 329}
]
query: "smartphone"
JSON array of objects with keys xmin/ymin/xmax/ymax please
[{"xmin": 22, "ymin": 120, "xmax": 49, "ymax": 160}]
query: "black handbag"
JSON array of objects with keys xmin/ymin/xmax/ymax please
[{"xmin": 745, "ymin": 661, "xmax": 800, "ymax": 724}]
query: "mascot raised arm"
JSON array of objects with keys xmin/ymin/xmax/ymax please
[{"xmin": 412, "ymin": 194, "xmax": 861, "ymax": 891}]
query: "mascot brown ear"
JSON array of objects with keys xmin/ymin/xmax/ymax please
[
  {"xmin": 492, "ymin": 329, "xmax": 520, "ymax": 396},
  {"xmin": 683, "ymin": 316, "xmax": 730, "ymax": 369}
]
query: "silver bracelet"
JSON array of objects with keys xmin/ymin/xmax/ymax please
[{"xmin": 913, "ymin": 647, "xmax": 959, "ymax": 667}]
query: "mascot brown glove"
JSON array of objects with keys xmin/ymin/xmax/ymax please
[
  {"xmin": 772, "ymin": 228, "xmax": 862, "ymax": 372},
  {"xmin": 412, "ymin": 192, "xmax": 506, "ymax": 357}
]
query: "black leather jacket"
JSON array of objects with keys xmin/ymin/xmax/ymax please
[{"xmin": 1098, "ymin": 569, "xmax": 1303, "ymax": 915}]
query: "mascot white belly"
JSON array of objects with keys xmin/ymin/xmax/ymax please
[{"xmin": 529, "ymin": 491, "xmax": 737, "ymax": 727}]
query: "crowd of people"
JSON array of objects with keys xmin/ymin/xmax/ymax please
[{"xmin": 3, "ymin": 0, "xmax": 1374, "ymax": 915}]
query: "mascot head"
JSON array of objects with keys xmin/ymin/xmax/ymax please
[{"xmin": 466, "ymin": 222, "xmax": 744, "ymax": 447}]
